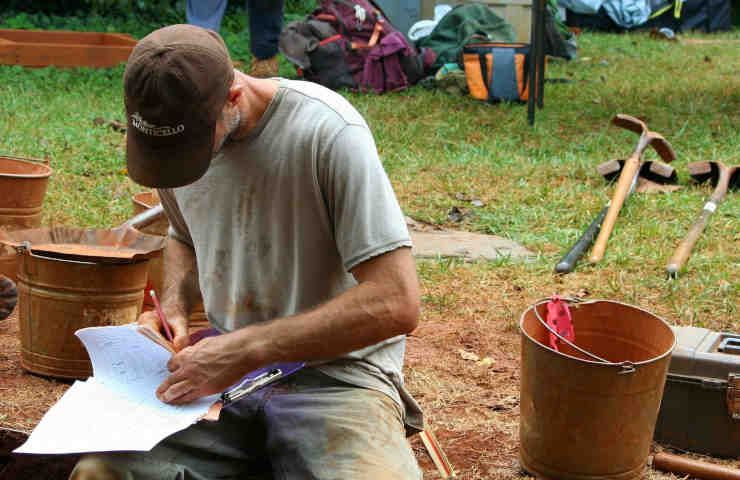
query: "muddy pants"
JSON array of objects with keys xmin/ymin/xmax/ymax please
[{"xmin": 70, "ymin": 368, "xmax": 421, "ymax": 480}]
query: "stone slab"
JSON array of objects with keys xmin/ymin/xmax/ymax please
[{"xmin": 410, "ymin": 229, "xmax": 534, "ymax": 262}]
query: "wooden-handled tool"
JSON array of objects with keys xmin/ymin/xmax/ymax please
[
  {"xmin": 556, "ymin": 159, "xmax": 677, "ymax": 274},
  {"xmin": 650, "ymin": 452, "xmax": 740, "ymax": 480},
  {"xmin": 666, "ymin": 161, "xmax": 738, "ymax": 276},
  {"xmin": 589, "ymin": 114, "xmax": 676, "ymax": 263}
]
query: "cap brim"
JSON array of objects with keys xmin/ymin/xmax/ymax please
[{"xmin": 126, "ymin": 125, "xmax": 214, "ymax": 189}]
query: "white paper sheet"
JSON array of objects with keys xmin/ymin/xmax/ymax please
[{"xmin": 15, "ymin": 324, "xmax": 218, "ymax": 454}]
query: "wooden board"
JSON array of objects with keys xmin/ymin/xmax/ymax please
[{"xmin": 0, "ymin": 29, "xmax": 136, "ymax": 68}]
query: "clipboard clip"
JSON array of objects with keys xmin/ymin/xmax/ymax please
[{"xmin": 220, "ymin": 368, "xmax": 284, "ymax": 406}]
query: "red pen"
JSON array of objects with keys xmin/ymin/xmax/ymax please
[{"xmin": 149, "ymin": 290, "xmax": 174, "ymax": 343}]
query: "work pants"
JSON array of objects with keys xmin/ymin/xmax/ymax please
[{"xmin": 70, "ymin": 368, "xmax": 422, "ymax": 479}]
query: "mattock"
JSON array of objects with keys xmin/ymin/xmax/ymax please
[
  {"xmin": 589, "ymin": 114, "xmax": 677, "ymax": 263},
  {"xmin": 666, "ymin": 161, "xmax": 738, "ymax": 277},
  {"xmin": 555, "ymin": 159, "xmax": 677, "ymax": 274}
]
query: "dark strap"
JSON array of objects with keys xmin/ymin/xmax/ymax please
[
  {"xmin": 478, "ymin": 53, "xmax": 488, "ymax": 96},
  {"xmin": 488, "ymin": 47, "xmax": 519, "ymax": 102}
]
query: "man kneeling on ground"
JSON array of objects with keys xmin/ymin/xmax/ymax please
[{"xmin": 71, "ymin": 24, "xmax": 423, "ymax": 480}]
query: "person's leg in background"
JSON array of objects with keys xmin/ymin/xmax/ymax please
[
  {"xmin": 186, "ymin": 0, "xmax": 228, "ymax": 31},
  {"xmin": 246, "ymin": 0, "xmax": 285, "ymax": 77}
]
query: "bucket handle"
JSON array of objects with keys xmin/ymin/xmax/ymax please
[
  {"xmin": 532, "ymin": 297, "xmax": 638, "ymax": 373},
  {"xmin": 14, "ymin": 242, "xmax": 98, "ymax": 266}
]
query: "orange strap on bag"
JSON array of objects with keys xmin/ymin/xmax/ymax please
[{"xmin": 462, "ymin": 42, "xmax": 532, "ymax": 103}]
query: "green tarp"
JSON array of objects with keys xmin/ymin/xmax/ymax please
[{"xmin": 416, "ymin": 4, "xmax": 516, "ymax": 70}]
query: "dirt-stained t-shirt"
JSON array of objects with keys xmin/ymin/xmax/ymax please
[{"xmin": 157, "ymin": 79, "xmax": 422, "ymax": 432}]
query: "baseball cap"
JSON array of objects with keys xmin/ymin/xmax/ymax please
[{"xmin": 124, "ymin": 24, "xmax": 234, "ymax": 188}]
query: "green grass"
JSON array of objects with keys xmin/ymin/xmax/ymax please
[{"xmin": 0, "ymin": 10, "xmax": 737, "ymax": 330}]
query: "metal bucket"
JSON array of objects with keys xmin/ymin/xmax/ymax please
[
  {"xmin": 131, "ymin": 191, "xmax": 209, "ymax": 331},
  {"xmin": 519, "ymin": 299, "xmax": 676, "ymax": 480},
  {"xmin": 17, "ymin": 251, "xmax": 149, "ymax": 379},
  {"xmin": 0, "ymin": 156, "xmax": 52, "ymax": 230},
  {"xmin": 0, "ymin": 156, "xmax": 52, "ymax": 281}
]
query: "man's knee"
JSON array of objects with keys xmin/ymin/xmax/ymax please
[{"xmin": 70, "ymin": 456, "xmax": 127, "ymax": 480}]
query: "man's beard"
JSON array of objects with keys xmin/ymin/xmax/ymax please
[{"xmin": 214, "ymin": 109, "xmax": 241, "ymax": 155}]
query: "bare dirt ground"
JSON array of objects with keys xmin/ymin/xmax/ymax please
[{"xmin": 1, "ymin": 267, "xmax": 738, "ymax": 479}]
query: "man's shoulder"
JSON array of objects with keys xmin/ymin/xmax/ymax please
[{"xmin": 279, "ymin": 79, "xmax": 367, "ymax": 129}]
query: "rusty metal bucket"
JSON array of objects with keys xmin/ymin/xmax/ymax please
[
  {"xmin": 0, "ymin": 156, "xmax": 52, "ymax": 230},
  {"xmin": 0, "ymin": 156, "xmax": 52, "ymax": 281},
  {"xmin": 519, "ymin": 299, "xmax": 676, "ymax": 480},
  {"xmin": 1, "ymin": 226, "xmax": 165, "ymax": 379},
  {"xmin": 17, "ymin": 252, "xmax": 149, "ymax": 379},
  {"xmin": 131, "ymin": 191, "xmax": 209, "ymax": 331}
]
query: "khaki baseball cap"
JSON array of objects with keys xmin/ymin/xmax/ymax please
[{"xmin": 124, "ymin": 24, "xmax": 234, "ymax": 188}]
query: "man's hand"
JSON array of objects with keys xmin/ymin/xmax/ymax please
[
  {"xmin": 0, "ymin": 275, "xmax": 18, "ymax": 320},
  {"xmin": 138, "ymin": 308, "xmax": 190, "ymax": 352},
  {"xmin": 156, "ymin": 331, "xmax": 256, "ymax": 404},
  {"xmin": 154, "ymin": 247, "xmax": 420, "ymax": 406}
]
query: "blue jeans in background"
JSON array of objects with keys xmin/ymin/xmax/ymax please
[{"xmin": 186, "ymin": 0, "xmax": 285, "ymax": 60}]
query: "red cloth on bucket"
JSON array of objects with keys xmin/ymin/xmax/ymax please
[{"xmin": 546, "ymin": 296, "xmax": 575, "ymax": 351}]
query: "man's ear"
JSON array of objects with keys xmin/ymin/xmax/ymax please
[{"xmin": 227, "ymin": 82, "xmax": 244, "ymax": 107}]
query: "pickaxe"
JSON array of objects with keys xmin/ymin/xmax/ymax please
[
  {"xmin": 555, "ymin": 160, "xmax": 677, "ymax": 274},
  {"xmin": 666, "ymin": 161, "xmax": 738, "ymax": 276},
  {"xmin": 589, "ymin": 114, "xmax": 677, "ymax": 263}
]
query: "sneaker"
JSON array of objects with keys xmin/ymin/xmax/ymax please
[{"xmin": 249, "ymin": 56, "xmax": 279, "ymax": 78}]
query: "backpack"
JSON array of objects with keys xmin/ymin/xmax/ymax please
[{"xmin": 279, "ymin": 0, "xmax": 436, "ymax": 93}]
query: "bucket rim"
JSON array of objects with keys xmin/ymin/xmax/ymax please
[
  {"xmin": 0, "ymin": 156, "xmax": 53, "ymax": 179},
  {"xmin": 519, "ymin": 299, "xmax": 676, "ymax": 368},
  {"xmin": 20, "ymin": 249, "xmax": 151, "ymax": 266}
]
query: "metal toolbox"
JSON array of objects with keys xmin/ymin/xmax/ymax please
[{"xmin": 654, "ymin": 326, "xmax": 739, "ymax": 457}]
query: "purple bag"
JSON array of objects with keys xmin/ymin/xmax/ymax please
[{"xmin": 279, "ymin": 0, "xmax": 436, "ymax": 93}]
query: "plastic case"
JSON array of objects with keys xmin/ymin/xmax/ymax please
[{"xmin": 654, "ymin": 326, "xmax": 739, "ymax": 458}]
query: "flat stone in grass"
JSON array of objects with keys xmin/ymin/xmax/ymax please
[{"xmin": 410, "ymin": 230, "xmax": 534, "ymax": 262}]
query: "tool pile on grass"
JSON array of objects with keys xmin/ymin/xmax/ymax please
[{"xmin": 555, "ymin": 113, "xmax": 736, "ymax": 277}]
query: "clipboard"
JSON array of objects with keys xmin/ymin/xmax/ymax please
[{"xmin": 188, "ymin": 328, "xmax": 305, "ymax": 407}]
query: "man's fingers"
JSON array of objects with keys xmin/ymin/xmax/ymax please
[
  {"xmin": 138, "ymin": 310, "xmax": 161, "ymax": 331},
  {"xmin": 172, "ymin": 321, "xmax": 190, "ymax": 352},
  {"xmin": 156, "ymin": 365, "xmax": 188, "ymax": 396},
  {"xmin": 159, "ymin": 379, "xmax": 195, "ymax": 404},
  {"xmin": 166, "ymin": 350, "xmax": 185, "ymax": 372},
  {"xmin": 167, "ymin": 387, "xmax": 208, "ymax": 405}
]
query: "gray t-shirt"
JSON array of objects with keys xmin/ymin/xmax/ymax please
[{"xmin": 158, "ymin": 79, "xmax": 422, "ymax": 432}]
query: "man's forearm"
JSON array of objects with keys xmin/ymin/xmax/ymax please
[
  {"xmin": 160, "ymin": 236, "xmax": 200, "ymax": 318},
  {"xmin": 230, "ymin": 248, "xmax": 420, "ymax": 367}
]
